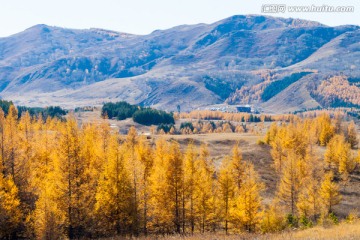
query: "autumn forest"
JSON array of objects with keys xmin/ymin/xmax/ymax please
[{"xmin": 0, "ymin": 105, "xmax": 359, "ymax": 239}]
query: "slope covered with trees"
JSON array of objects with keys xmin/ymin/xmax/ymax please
[
  {"xmin": 261, "ymin": 72, "xmax": 312, "ymax": 101},
  {"xmin": 310, "ymin": 75, "xmax": 360, "ymax": 108}
]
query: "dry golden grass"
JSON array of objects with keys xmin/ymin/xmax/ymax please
[
  {"xmin": 272, "ymin": 221, "xmax": 360, "ymax": 240},
  {"xmin": 121, "ymin": 221, "xmax": 360, "ymax": 240}
]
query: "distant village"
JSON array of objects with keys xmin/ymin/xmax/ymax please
[{"xmin": 204, "ymin": 104, "xmax": 260, "ymax": 114}]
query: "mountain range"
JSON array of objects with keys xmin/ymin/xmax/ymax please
[{"xmin": 0, "ymin": 15, "xmax": 359, "ymax": 113}]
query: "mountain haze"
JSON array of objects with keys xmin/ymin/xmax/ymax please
[{"xmin": 0, "ymin": 15, "xmax": 359, "ymax": 112}]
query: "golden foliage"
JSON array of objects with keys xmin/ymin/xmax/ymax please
[{"xmin": 0, "ymin": 106, "xmax": 357, "ymax": 238}]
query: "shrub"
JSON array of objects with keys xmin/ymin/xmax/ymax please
[
  {"xmin": 328, "ymin": 212, "xmax": 339, "ymax": 225},
  {"xmin": 157, "ymin": 124, "xmax": 175, "ymax": 133},
  {"xmin": 346, "ymin": 210, "xmax": 358, "ymax": 223},
  {"xmin": 286, "ymin": 214, "xmax": 298, "ymax": 228},
  {"xmin": 180, "ymin": 122, "xmax": 194, "ymax": 131},
  {"xmin": 299, "ymin": 215, "xmax": 313, "ymax": 229},
  {"xmin": 260, "ymin": 206, "xmax": 286, "ymax": 233}
]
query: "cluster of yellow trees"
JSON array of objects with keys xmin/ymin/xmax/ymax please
[
  {"xmin": 0, "ymin": 105, "xmax": 264, "ymax": 239},
  {"xmin": 313, "ymin": 76, "xmax": 360, "ymax": 106},
  {"xmin": 0, "ymin": 105, "xmax": 359, "ymax": 239},
  {"xmin": 176, "ymin": 110, "xmax": 278, "ymax": 122},
  {"xmin": 163, "ymin": 121, "xmax": 247, "ymax": 135},
  {"xmin": 264, "ymin": 114, "xmax": 359, "ymax": 228}
]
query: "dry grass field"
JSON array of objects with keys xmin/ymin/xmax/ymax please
[{"xmin": 106, "ymin": 221, "xmax": 360, "ymax": 239}]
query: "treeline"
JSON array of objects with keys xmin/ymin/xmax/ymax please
[
  {"xmin": 17, "ymin": 105, "xmax": 67, "ymax": 119},
  {"xmin": 0, "ymin": 105, "xmax": 359, "ymax": 239},
  {"xmin": 158, "ymin": 121, "xmax": 250, "ymax": 135},
  {"xmin": 102, "ymin": 101, "xmax": 174, "ymax": 125},
  {"xmin": 177, "ymin": 110, "xmax": 274, "ymax": 122},
  {"xmin": 0, "ymin": 100, "xmax": 67, "ymax": 119}
]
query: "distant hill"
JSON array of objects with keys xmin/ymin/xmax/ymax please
[{"xmin": 0, "ymin": 15, "xmax": 359, "ymax": 113}]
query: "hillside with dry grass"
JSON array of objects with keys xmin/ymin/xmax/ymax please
[{"xmin": 0, "ymin": 16, "xmax": 359, "ymax": 113}]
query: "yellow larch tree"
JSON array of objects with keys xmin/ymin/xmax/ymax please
[
  {"xmin": 17, "ymin": 112, "xmax": 34, "ymax": 215},
  {"xmin": 276, "ymin": 151, "xmax": 301, "ymax": 216},
  {"xmin": 148, "ymin": 138, "xmax": 173, "ymax": 233},
  {"xmin": 0, "ymin": 109, "xmax": 5, "ymax": 175},
  {"xmin": 183, "ymin": 142, "xmax": 197, "ymax": 234},
  {"xmin": 0, "ymin": 173, "xmax": 22, "ymax": 239},
  {"xmin": 98, "ymin": 119, "xmax": 111, "ymax": 165},
  {"xmin": 231, "ymin": 163, "xmax": 263, "ymax": 233},
  {"xmin": 135, "ymin": 136, "xmax": 154, "ymax": 235},
  {"xmin": 33, "ymin": 170, "xmax": 65, "ymax": 240},
  {"xmin": 318, "ymin": 114, "xmax": 335, "ymax": 146},
  {"xmin": 230, "ymin": 144, "xmax": 244, "ymax": 190},
  {"xmin": 54, "ymin": 116, "xmax": 87, "ymax": 239},
  {"xmin": 30, "ymin": 116, "xmax": 56, "ymax": 187},
  {"xmin": 319, "ymin": 172, "xmax": 341, "ymax": 214},
  {"xmin": 4, "ymin": 105, "xmax": 19, "ymax": 179},
  {"xmin": 324, "ymin": 134, "xmax": 355, "ymax": 178},
  {"xmin": 217, "ymin": 156, "xmax": 235, "ymax": 234},
  {"xmin": 270, "ymin": 127, "xmax": 287, "ymax": 172},
  {"xmin": 265, "ymin": 122, "xmax": 278, "ymax": 144},
  {"xmin": 296, "ymin": 147, "xmax": 322, "ymax": 221},
  {"xmin": 166, "ymin": 141, "xmax": 184, "ymax": 233},
  {"xmin": 124, "ymin": 126, "xmax": 143, "ymax": 234},
  {"xmin": 346, "ymin": 121, "xmax": 358, "ymax": 149},
  {"xmin": 193, "ymin": 144, "xmax": 215, "ymax": 233},
  {"xmin": 95, "ymin": 134, "xmax": 133, "ymax": 235}
]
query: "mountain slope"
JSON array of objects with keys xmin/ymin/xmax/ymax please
[{"xmin": 0, "ymin": 15, "xmax": 359, "ymax": 112}]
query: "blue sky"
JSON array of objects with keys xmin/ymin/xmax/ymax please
[{"xmin": 0, "ymin": 0, "xmax": 359, "ymax": 37}]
